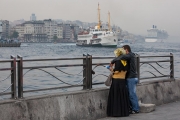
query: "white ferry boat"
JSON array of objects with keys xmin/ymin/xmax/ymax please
[
  {"xmin": 76, "ymin": 4, "xmax": 120, "ymax": 47},
  {"xmin": 145, "ymin": 25, "xmax": 168, "ymax": 42}
]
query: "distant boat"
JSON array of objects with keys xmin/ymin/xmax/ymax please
[
  {"xmin": 21, "ymin": 43, "xmax": 28, "ymax": 47},
  {"xmin": 76, "ymin": 3, "xmax": 120, "ymax": 47},
  {"xmin": 145, "ymin": 25, "xmax": 168, "ymax": 42},
  {"xmin": 0, "ymin": 39, "xmax": 21, "ymax": 47}
]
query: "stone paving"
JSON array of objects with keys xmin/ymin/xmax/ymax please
[{"xmin": 98, "ymin": 101, "xmax": 180, "ymax": 120}]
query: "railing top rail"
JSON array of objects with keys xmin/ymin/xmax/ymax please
[
  {"xmin": 16, "ymin": 57, "xmax": 86, "ymax": 62},
  {"xmin": 0, "ymin": 68, "xmax": 13, "ymax": 71},
  {"xmin": 92, "ymin": 56, "xmax": 114, "ymax": 59},
  {"xmin": 140, "ymin": 60, "xmax": 171, "ymax": 63},
  {"xmin": 0, "ymin": 59, "xmax": 14, "ymax": 62},
  {"xmin": 91, "ymin": 55, "xmax": 172, "ymax": 59},
  {"xmin": 139, "ymin": 55, "xmax": 172, "ymax": 58},
  {"xmin": 23, "ymin": 63, "xmax": 85, "ymax": 69}
]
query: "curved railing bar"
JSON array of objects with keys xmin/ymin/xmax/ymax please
[
  {"xmin": 156, "ymin": 62, "xmax": 170, "ymax": 69},
  {"xmin": 75, "ymin": 77, "xmax": 85, "ymax": 85},
  {"xmin": 92, "ymin": 64, "xmax": 106, "ymax": 70},
  {"xmin": 23, "ymin": 68, "xmax": 84, "ymax": 86},
  {"xmin": 55, "ymin": 67, "xmax": 84, "ymax": 76},
  {"xmin": 0, "ymin": 83, "xmax": 13, "ymax": 95},
  {"xmin": 140, "ymin": 71, "xmax": 157, "ymax": 77},
  {"xmin": 0, "ymin": 72, "xmax": 12, "ymax": 83},
  {"xmin": 140, "ymin": 63, "xmax": 166, "ymax": 76},
  {"xmin": 92, "ymin": 74, "xmax": 109, "ymax": 80},
  {"xmin": 140, "ymin": 62, "xmax": 170, "ymax": 69},
  {"xmin": 23, "ymin": 69, "xmax": 35, "ymax": 76},
  {"xmin": 38, "ymin": 68, "xmax": 85, "ymax": 85}
]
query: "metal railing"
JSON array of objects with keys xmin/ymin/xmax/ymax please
[
  {"xmin": 0, "ymin": 53, "xmax": 174, "ymax": 99},
  {"xmin": 137, "ymin": 53, "xmax": 174, "ymax": 83},
  {"xmin": 16, "ymin": 55, "xmax": 89, "ymax": 98},
  {"xmin": 0, "ymin": 55, "xmax": 16, "ymax": 99}
]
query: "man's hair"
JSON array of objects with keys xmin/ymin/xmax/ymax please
[{"xmin": 122, "ymin": 45, "xmax": 131, "ymax": 52}]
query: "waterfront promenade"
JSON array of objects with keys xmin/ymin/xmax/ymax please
[{"xmin": 98, "ymin": 101, "xmax": 180, "ymax": 120}]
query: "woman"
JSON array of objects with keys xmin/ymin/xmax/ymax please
[{"xmin": 107, "ymin": 48, "xmax": 130, "ymax": 117}]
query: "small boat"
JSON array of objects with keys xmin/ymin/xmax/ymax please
[
  {"xmin": 76, "ymin": 3, "xmax": 120, "ymax": 47},
  {"xmin": 0, "ymin": 39, "xmax": 21, "ymax": 47}
]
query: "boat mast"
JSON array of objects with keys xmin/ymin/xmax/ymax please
[
  {"xmin": 97, "ymin": 3, "xmax": 101, "ymax": 29},
  {"xmin": 108, "ymin": 11, "xmax": 111, "ymax": 31}
]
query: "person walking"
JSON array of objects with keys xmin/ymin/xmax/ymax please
[
  {"xmin": 111, "ymin": 45, "xmax": 139, "ymax": 114},
  {"xmin": 107, "ymin": 48, "xmax": 130, "ymax": 117}
]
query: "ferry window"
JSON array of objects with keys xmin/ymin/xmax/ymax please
[{"xmin": 114, "ymin": 39, "xmax": 116, "ymax": 42}]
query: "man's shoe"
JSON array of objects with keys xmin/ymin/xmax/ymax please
[{"xmin": 131, "ymin": 110, "xmax": 139, "ymax": 114}]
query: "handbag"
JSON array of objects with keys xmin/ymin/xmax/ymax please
[{"xmin": 105, "ymin": 72, "xmax": 113, "ymax": 86}]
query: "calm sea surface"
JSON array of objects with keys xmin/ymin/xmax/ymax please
[{"xmin": 0, "ymin": 42, "xmax": 180, "ymax": 98}]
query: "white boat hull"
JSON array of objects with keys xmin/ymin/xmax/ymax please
[
  {"xmin": 145, "ymin": 38, "xmax": 164, "ymax": 42},
  {"xmin": 76, "ymin": 32, "xmax": 119, "ymax": 47},
  {"xmin": 100, "ymin": 35, "xmax": 118, "ymax": 46},
  {"xmin": 145, "ymin": 38, "xmax": 158, "ymax": 42}
]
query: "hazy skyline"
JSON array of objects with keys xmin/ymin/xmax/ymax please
[{"xmin": 1, "ymin": 0, "xmax": 180, "ymax": 41}]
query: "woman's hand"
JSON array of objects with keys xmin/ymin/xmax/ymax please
[{"xmin": 109, "ymin": 63, "xmax": 114, "ymax": 72}]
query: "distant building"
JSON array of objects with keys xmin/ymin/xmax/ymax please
[
  {"xmin": 43, "ymin": 19, "xmax": 61, "ymax": 42},
  {"xmin": 11, "ymin": 19, "xmax": 81, "ymax": 42},
  {"xmin": 30, "ymin": 14, "xmax": 36, "ymax": 21},
  {"xmin": 0, "ymin": 21, "xmax": 2, "ymax": 39},
  {"xmin": 62, "ymin": 24, "xmax": 71, "ymax": 40},
  {"xmin": 14, "ymin": 24, "xmax": 25, "ymax": 40},
  {"xmin": 57, "ymin": 24, "xmax": 63, "ymax": 39},
  {"xmin": 72, "ymin": 24, "xmax": 80, "ymax": 40},
  {"xmin": 0, "ymin": 20, "xmax": 10, "ymax": 39},
  {"xmin": 9, "ymin": 26, "xmax": 16, "ymax": 38},
  {"xmin": 23, "ymin": 21, "xmax": 47, "ymax": 42},
  {"xmin": 12, "ymin": 19, "xmax": 25, "ymax": 26}
]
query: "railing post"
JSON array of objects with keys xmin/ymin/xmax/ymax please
[
  {"xmin": 170, "ymin": 53, "xmax": 174, "ymax": 80},
  {"xmin": 17, "ymin": 55, "xmax": 23, "ymax": 98},
  {"xmin": 136, "ymin": 54, "xmax": 140, "ymax": 83},
  {"xmin": 10, "ymin": 55, "xmax": 16, "ymax": 99},
  {"xmin": 87, "ymin": 54, "xmax": 92, "ymax": 89},
  {"xmin": 83, "ymin": 54, "xmax": 88, "ymax": 90}
]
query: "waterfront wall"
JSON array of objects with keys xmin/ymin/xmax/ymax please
[
  {"xmin": 0, "ymin": 79, "xmax": 180, "ymax": 120},
  {"xmin": 0, "ymin": 43, "xmax": 21, "ymax": 47}
]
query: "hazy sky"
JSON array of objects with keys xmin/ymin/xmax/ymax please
[{"xmin": 1, "ymin": 0, "xmax": 180, "ymax": 39}]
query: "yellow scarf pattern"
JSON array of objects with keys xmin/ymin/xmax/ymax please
[{"xmin": 121, "ymin": 60, "xmax": 127, "ymax": 66}]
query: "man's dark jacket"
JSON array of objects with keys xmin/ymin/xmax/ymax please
[{"xmin": 111, "ymin": 52, "xmax": 137, "ymax": 78}]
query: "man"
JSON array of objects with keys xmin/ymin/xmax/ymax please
[{"xmin": 110, "ymin": 45, "xmax": 139, "ymax": 114}]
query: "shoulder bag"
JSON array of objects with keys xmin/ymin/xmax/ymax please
[{"xmin": 105, "ymin": 72, "xmax": 113, "ymax": 86}]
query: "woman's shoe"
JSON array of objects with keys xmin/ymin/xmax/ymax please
[{"xmin": 131, "ymin": 110, "xmax": 139, "ymax": 114}]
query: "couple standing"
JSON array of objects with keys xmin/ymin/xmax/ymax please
[{"xmin": 107, "ymin": 45, "xmax": 139, "ymax": 117}]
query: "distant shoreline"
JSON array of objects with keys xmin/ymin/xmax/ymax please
[{"xmin": 21, "ymin": 41, "xmax": 76, "ymax": 43}]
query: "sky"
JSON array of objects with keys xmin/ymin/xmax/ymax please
[{"xmin": 0, "ymin": 0, "xmax": 180, "ymax": 41}]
